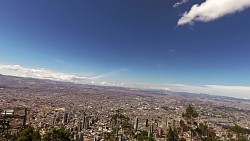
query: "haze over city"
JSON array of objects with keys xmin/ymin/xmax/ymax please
[{"xmin": 1, "ymin": 0, "xmax": 250, "ymax": 99}]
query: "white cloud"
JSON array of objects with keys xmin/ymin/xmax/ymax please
[
  {"xmin": 173, "ymin": 0, "xmax": 189, "ymax": 8},
  {"xmin": 100, "ymin": 81, "xmax": 109, "ymax": 85},
  {"xmin": 0, "ymin": 64, "xmax": 93, "ymax": 84},
  {"xmin": 0, "ymin": 64, "xmax": 128, "ymax": 86},
  {"xmin": 169, "ymin": 49, "xmax": 175, "ymax": 52},
  {"xmin": 178, "ymin": 0, "xmax": 250, "ymax": 25},
  {"xmin": 89, "ymin": 72, "xmax": 114, "ymax": 80},
  {"xmin": 123, "ymin": 83, "xmax": 250, "ymax": 99},
  {"xmin": 1, "ymin": 64, "xmax": 250, "ymax": 99},
  {"xmin": 169, "ymin": 84, "xmax": 250, "ymax": 99}
]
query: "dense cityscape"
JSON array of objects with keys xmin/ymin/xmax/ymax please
[
  {"xmin": 0, "ymin": 74, "xmax": 249, "ymax": 141},
  {"xmin": 1, "ymin": 0, "xmax": 250, "ymax": 141}
]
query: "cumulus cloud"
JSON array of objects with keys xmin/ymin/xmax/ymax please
[
  {"xmin": 178, "ymin": 0, "xmax": 250, "ymax": 25},
  {"xmin": 0, "ymin": 64, "xmax": 92, "ymax": 83},
  {"xmin": 0, "ymin": 64, "xmax": 128, "ymax": 86},
  {"xmin": 1, "ymin": 64, "xmax": 249, "ymax": 99},
  {"xmin": 173, "ymin": 0, "xmax": 189, "ymax": 8}
]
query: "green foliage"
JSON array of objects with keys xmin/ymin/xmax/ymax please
[
  {"xmin": 16, "ymin": 125, "xmax": 41, "ymax": 141},
  {"xmin": 111, "ymin": 112, "xmax": 135, "ymax": 138},
  {"xmin": 182, "ymin": 105, "xmax": 198, "ymax": 119},
  {"xmin": 230, "ymin": 124, "xmax": 247, "ymax": 140},
  {"xmin": 111, "ymin": 112, "xmax": 155, "ymax": 141},
  {"xmin": 237, "ymin": 137, "xmax": 248, "ymax": 141},
  {"xmin": 230, "ymin": 125, "xmax": 247, "ymax": 135},
  {"xmin": 134, "ymin": 132, "xmax": 144, "ymax": 141},
  {"xmin": 179, "ymin": 137, "xmax": 186, "ymax": 141},
  {"xmin": 195, "ymin": 122, "xmax": 209, "ymax": 138},
  {"xmin": 201, "ymin": 136, "xmax": 219, "ymax": 141},
  {"xmin": 42, "ymin": 128, "xmax": 73, "ymax": 141},
  {"xmin": 179, "ymin": 120, "xmax": 190, "ymax": 132},
  {"xmin": 103, "ymin": 132, "xmax": 116, "ymax": 141},
  {"xmin": 111, "ymin": 113, "xmax": 129, "ymax": 126},
  {"xmin": 134, "ymin": 131, "xmax": 156, "ymax": 141},
  {"xmin": 166, "ymin": 126, "xmax": 179, "ymax": 141},
  {"xmin": 147, "ymin": 134, "xmax": 156, "ymax": 141}
]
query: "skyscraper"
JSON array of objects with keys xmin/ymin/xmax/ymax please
[
  {"xmin": 134, "ymin": 117, "xmax": 139, "ymax": 132},
  {"xmin": 62, "ymin": 113, "xmax": 68, "ymax": 125}
]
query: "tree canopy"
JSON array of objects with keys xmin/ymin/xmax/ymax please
[
  {"xmin": 42, "ymin": 128, "xmax": 73, "ymax": 141},
  {"xmin": 16, "ymin": 125, "xmax": 41, "ymax": 141},
  {"xmin": 182, "ymin": 105, "xmax": 198, "ymax": 119},
  {"xmin": 166, "ymin": 126, "xmax": 179, "ymax": 141}
]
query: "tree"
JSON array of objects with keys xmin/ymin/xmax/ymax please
[
  {"xmin": 230, "ymin": 125, "xmax": 247, "ymax": 140},
  {"xmin": 166, "ymin": 126, "xmax": 179, "ymax": 141},
  {"xmin": 179, "ymin": 137, "xmax": 186, "ymax": 141},
  {"xmin": 182, "ymin": 105, "xmax": 198, "ymax": 120},
  {"xmin": 103, "ymin": 132, "xmax": 116, "ymax": 141},
  {"xmin": 133, "ymin": 131, "xmax": 156, "ymax": 141},
  {"xmin": 182, "ymin": 105, "xmax": 199, "ymax": 140},
  {"xmin": 179, "ymin": 119, "xmax": 189, "ymax": 133},
  {"xmin": 111, "ymin": 112, "xmax": 135, "ymax": 139},
  {"xmin": 195, "ymin": 122, "xmax": 209, "ymax": 140},
  {"xmin": 16, "ymin": 125, "xmax": 41, "ymax": 141},
  {"xmin": 42, "ymin": 128, "xmax": 73, "ymax": 141},
  {"xmin": 134, "ymin": 132, "xmax": 144, "ymax": 141}
]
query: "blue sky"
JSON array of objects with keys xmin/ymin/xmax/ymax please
[{"xmin": 1, "ymin": 0, "xmax": 250, "ymax": 98}]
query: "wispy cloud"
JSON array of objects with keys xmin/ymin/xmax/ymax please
[
  {"xmin": 122, "ymin": 83, "xmax": 250, "ymax": 99},
  {"xmin": 177, "ymin": 0, "xmax": 250, "ymax": 25},
  {"xmin": 89, "ymin": 68, "xmax": 128, "ymax": 80},
  {"xmin": 89, "ymin": 72, "xmax": 114, "ymax": 80},
  {"xmin": 169, "ymin": 49, "xmax": 175, "ymax": 52},
  {"xmin": 173, "ymin": 0, "xmax": 189, "ymax": 8}
]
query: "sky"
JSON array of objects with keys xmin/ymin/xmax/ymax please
[{"xmin": 1, "ymin": 0, "xmax": 250, "ymax": 98}]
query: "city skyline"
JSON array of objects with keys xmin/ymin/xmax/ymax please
[{"xmin": 1, "ymin": 0, "xmax": 250, "ymax": 98}]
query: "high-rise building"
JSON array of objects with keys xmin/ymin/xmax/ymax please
[
  {"xmin": 150, "ymin": 123, "xmax": 154, "ymax": 134},
  {"xmin": 145, "ymin": 119, "xmax": 149, "ymax": 127},
  {"xmin": 38, "ymin": 122, "xmax": 43, "ymax": 128},
  {"xmin": 84, "ymin": 117, "xmax": 89, "ymax": 129},
  {"xmin": 78, "ymin": 132, "xmax": 83, "ymax": 141},
  {"xmin": 115, "ymin": 110, "xmax": 120, "ymax": 137},
  {"xmin": 81, "ymin": 120, "xmax": 84, "ymax": 130},
  {"xmin": 119, "ymin": 135, "xmax": 122, "ymax": 141},
  {"xmin": 82, "ymin": 112, "xmax": 86, "ymax": 129},
  {"xmin": 62, "ymin": 113, "xmax": 68, "ymax": 125},
  {"xmin": 157, "ymin": 127, "xmax": 163, "ymax": 138},
  {"xmin": 134, "ymin": 117, "xmax": 139, "ymax": 131},
  {"xmin": 52, "ymin": 115, "xmax": 56, "ymax": 125},
  {"xmin": 74, "ymin": 134, "xmax": 79, "ymax": 141},
  {"xmin": 78, "ymin": 120, "xmax": 82, "ymax": 131}
]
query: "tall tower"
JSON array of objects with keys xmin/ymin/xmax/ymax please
[
  {"xmin": 150, "ymin": 123, "xmax": 154, "ymax": 134},
  {"xmin": 134, "ymin": 117, "xmax": 139, "ymax": 132},
  {"xmin": 78, "ymin": 132, "xmax": 83, "ymax": 141},
  {"xmin": 115, "ymin": 110, "xmax": 120, "ymax": 137},
  {"xmin": 166, "ymin": 118, "xmax": 169, "ymax": 128},
  {"xmin": 63, "ymin": 113, "xmax": 68, "ymax": 125},
  {"xmin": 74, "ymin": 134, "xmax": 79, "ymax": 141},
  {"xmin": 145, "ymin": 119, "xmax": 149, "ymax": 127},
  {"xmin": 78, "ymin": 119, "xmax": 82, "ymax": 131},
  {"xmin": 82, "ymin": 112, "xmax": 87, "ymax": 129},
  {"xmin": 84, "ymin": 117, "xmax": 89, "ymax": 129},
  {"xmin": 52, "ymin": 115, "xmax": 56, "ymax": 125}
]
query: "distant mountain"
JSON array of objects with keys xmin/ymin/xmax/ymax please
[
  {"xmin": 0, "ymin": 74, "xmax": 249, "ymax": 103},
  {"xmin": 131, "ymin": 87, "xmax": 250, "ymax": 103}
]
